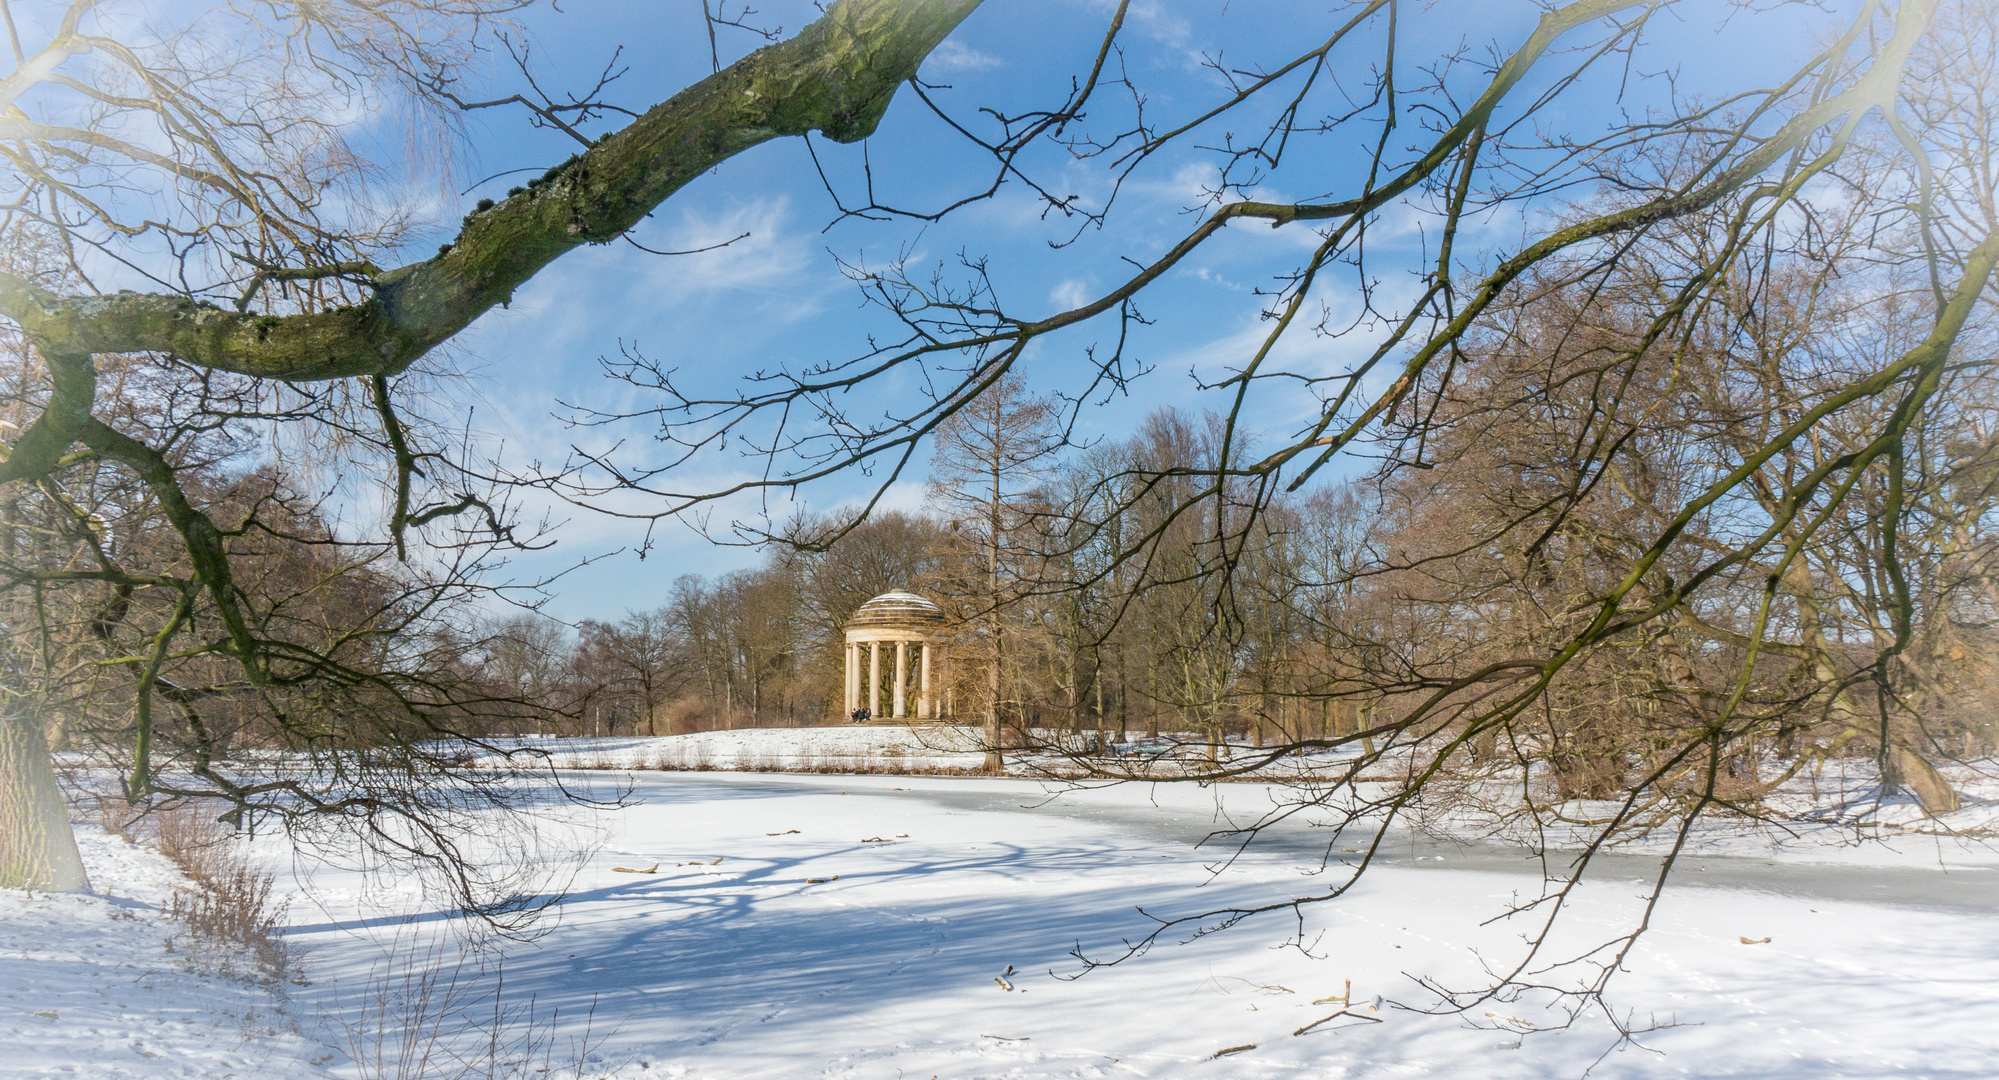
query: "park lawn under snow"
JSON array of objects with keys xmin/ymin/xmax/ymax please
[
  {"xmin": 491, "ymin": 728, "xmax": 1999, "ymax": 844},
  {"xmin": 9, "ymin": 730, "xmax": 1999, "ymax": 1079},
  {"xmin": 481, "ymin": 726, "xmax": 994, "ymax": 773},
  {"xmin": 275, "ymin": 755, "xmax": 1997, "ymax": 1079},
  {"xmin": 0, "ymin": 825, "xmax": 329, "ymax": 1079}
]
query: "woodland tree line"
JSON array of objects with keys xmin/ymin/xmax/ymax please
[
  {"xmin": 14, "ymin": 243, "xmax": 1993, "ymax": 822},
  {"xmin": 498, "ymin": 243, "xmax": 1999, "ymax": 820}
]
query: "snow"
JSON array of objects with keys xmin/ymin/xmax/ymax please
[
  {"xmin": 0, "ymin": 824, "xmax": 330, "ymax": 1079},
  {"xmin": 488, "ymin": 728, "xmax": 1999, "ymax": 850},
  {"xmin": 10, "ymin": 732, "xmax": 1999, "ymax": 1079},
  {"xmin": 272, "ymin": 767, "xmax": 1999, "ymax": 1080},
  {"xmin": 476, "ymin": 726, "xmax": 992, "ymax": 773}
]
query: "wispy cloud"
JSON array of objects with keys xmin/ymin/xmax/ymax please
[
  {"xmin": 923, "ymin": 39, "xmax": 1003, "ymax": 73},
  {"xmin": 1049, "ymin": 277, "xmax": 1093, "ymax": 310},
  {"xmin": 630, "ymin": 195, "xmax": 816, "ymax": 298}
]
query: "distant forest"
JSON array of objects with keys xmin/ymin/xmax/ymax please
[{"xmin": 486, "ymin": 361, "xmax": 1999, "ymax": 811}]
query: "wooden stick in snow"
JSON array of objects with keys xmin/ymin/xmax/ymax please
[{"xmin": 1294, "ymin": 1010, "xmax": 1383, "ymax": 1036}]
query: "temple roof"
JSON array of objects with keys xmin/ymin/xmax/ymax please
[{"xmin": 847, "ymin": 590, "xmax": 947, "ymax": 629}]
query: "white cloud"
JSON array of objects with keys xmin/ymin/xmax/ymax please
[
  {"xmin": 639, "ymin": 196, "xmax": 815, "ymax": 297},
  {"xmin": 923, "ymin": 39, "xmax": 1003, "ymax": 73},
  {"xmin": 1049, "ymin": 277, "xmax": 1093, "ymax": 310},
  {"xmin": 1097, "ymin": 0, "xmax": 1191, "ymax": 49},
  {"xmin": 1160, "ymin": 273, "xmax": 1433, "ymax": 432},
  {"xmin": 478, "ymin": 194, "xmax": 829, "ymax": 369},
  {"xmin": 1183, "ymin": 265, "xmax": 1247, "ymax": 292}
]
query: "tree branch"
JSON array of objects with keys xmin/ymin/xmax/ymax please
[{"xmin": 0, "ymin": 0, "xmax": 982, "ymax": 381}]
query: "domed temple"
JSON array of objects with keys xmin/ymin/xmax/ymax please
[{"xmin": 843, "ymin": 591, "xmax": 951, "ymax": 723}]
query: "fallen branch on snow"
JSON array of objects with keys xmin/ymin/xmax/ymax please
[{"xmin": 1294, "ymin": 1010, "xmax": 1383, "ymax": 1036}]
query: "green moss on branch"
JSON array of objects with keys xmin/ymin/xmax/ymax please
[{"xmin": 0, "ymin": 0, "xmax": 981, "ymax": 382}]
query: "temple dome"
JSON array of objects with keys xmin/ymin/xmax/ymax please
[{"xmin": 847, "ymin": 590, "xmax": 947, "ymax": 630}]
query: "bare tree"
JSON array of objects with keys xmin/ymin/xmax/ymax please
[
  {"xmin": 926, "ymin": 371, "xmax": 1062, "ymax": 770},
  {"xmin": 0, "ymin": 0, "xmax": 981, "ymax": 896},
  {"xmin": 575, "ymin": 609, "xmax": 686, "ymax": 737},
  {"xmin": 554, "ymin": 0, "xmax": 1996, "ymax": 1021},
  {"xmin": 480, "ymin": 614, "xmax": 572, "ymax": 731}
]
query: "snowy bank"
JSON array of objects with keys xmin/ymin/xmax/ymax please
[
  {"xmin": 0, "ymin": 824, "xmax": 327, "ymax": 1079},
  {"xmin": 475, "ymin": 725, "xmax": 993, "ymax": 773},
  {"xmin": 482, "ymin": 727, "xmax": 1999, "ymax": 843}
]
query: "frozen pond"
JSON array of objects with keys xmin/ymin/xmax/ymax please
[
  {"xmin": 729, "ymin": 772, "xmax": 1999, "ymax": 912},
  {"xmin": 267, "ymin": 770, "xmax": 1999, "ymax": 1079}
]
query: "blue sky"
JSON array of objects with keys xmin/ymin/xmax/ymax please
[{"xmin": 365, "ymin": 0, "xmax": 1849, "ymax": 623}]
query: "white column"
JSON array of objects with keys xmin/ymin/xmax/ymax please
[
  {"xmin": 845, "ymin": 644, "xmax": 857, "ymax": 712},
  {"xmin": 893, "ymin": 641, "xmax": 908, "ymax": 719},
  {"xmin": 919, "ymin": 642, "xmax": 932, "ymax": 719},
  {"xmin": 869, "ymin": 641, "xmax": 881, "ymax": 718}
]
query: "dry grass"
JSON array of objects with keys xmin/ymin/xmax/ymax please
[
  {"xmin": 148, "ymin": 803, "xmax": 291, "ymax": 983},
  {"xmin": 483, "ymin": 737, "xmax": 999, "ymax": 777},
  {"xmin": 335, "ymin": 928, "xmax": 614, "ymax": 1080},
  {"xmin": 92, "ymin": 793, "xmax": 145, "ymax": 843},
  {"xmin": 480, "ymin": 732, "xmax": 1289, "ymax": 781},
  {"xmin": 165, "ymin": 862, "xmax": 289, "ymax": 981},
  {"xmin": 545, "ymin": 748, "xmax": 987, "ymax": 778}
]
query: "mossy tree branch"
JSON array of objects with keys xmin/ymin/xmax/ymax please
[
  {"xmin": 0, "ymin": 0, "xmax": 982, "ymax": 383},
  {"xmin": 0, "ymin": 0, "xmax": 983, "ymax": 710}
]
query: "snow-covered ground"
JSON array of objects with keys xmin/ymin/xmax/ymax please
[
  {"xmin": 273, "ymin": 768, "xmax": 1997, "ymax": 1080},
  {"xmin": 487, "ymin": 728, "xmax": 1999, "ymax": 841},
  {"xmin": 0, "ymin": 825, "xmax": 329, "ymax": 1078},
  {"xmin": 476, "ymin": 726, "xmax": 993, "ymax": 773},
  {"xmin": 10, "ymin": 735, "xmax": 1998, "ymax": 1079}
]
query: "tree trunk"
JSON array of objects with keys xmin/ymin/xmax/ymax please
[
  {"xmin": 984, "ymin": 463, "xmax": 1005, "ymax": 774},
  {"xmin": 1095, "ymin": 676, "xmax": 1109, "ymax": 754},
  {"xmin": 1782, "ymin": 560, "xmax": 1960, "ymax": 817},
  {"xmin": 1, "ymin": 707, "xmax": 90, "ymax": 892},
  {"xmin": 983, "ymin": 616, "xmax": 1003, "ymax": 772},
  {"xmin": 1886, "ymin": 734, "xmax": 1962, "ymax": 816},
  {"xmin": 1471, "ymin": 722, "xmax": 1498, "ymax": 763},
  {"xmin": 984, "ymin": 678, "xmax": 1003, "ymax": 772}
]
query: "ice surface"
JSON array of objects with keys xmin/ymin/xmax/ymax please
[
  {"xmin": 272, "ymin": 768, "xmax": 1999, "ymax": 1079},
  {"xmin": 10, "ymin": 731, "xmax": 1996, "ymax": 1079}
]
